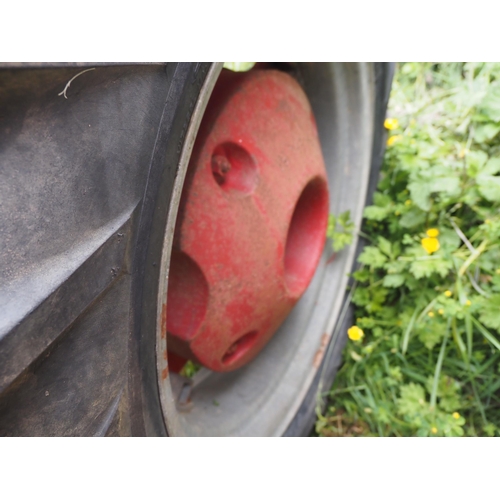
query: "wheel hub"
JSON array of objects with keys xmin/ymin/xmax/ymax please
[{"xmin": 166, "ymin": 69, "xmax": 329, "ymax": 372}]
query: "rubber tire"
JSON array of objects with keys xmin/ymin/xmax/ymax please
[
  {"xmin": 127, "ymin": 63, "xmax": 217, "ymax": 436},
  {"xmin": 0, "ymin": 63, "xmax": 213, "ymax": 437}
]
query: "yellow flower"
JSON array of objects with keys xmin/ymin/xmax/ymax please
[
  {"xmin": 444, "ymin": 290, "xmax": 452, "ymax": 297},
  {"xmin": 384, "ymin": 118, "xmax": 399, "ymax": 130},
  {"xmin": 431, "ymin": 427, "xmax": 438, "ymax": 434},
  {"xmin": 459, "ymin": 148, "xmax": 469, "ymax": 158},
  {"xmin": 428, "ymin": 311, "xmax": 435, "ymax": 318},
  {"xmin": 452, "ymin": 412, "xmax": 460, "ymax": 420},
  {"xmin": 387, "ymin": 135, "xmax": 402, "ymax": 146},
  {"xmin": 426, "ymin": 228, "xmax": 439, "ymax": 238},
  {"xmin": 496, "ymin": 269, "xmax": 500, "ymax": 275},
  {"xmin": 438, "ymin": 309, "xmax": 444, "ymax": 315},
  {"xmin": 347, "ymin": 325, "xmax": 364, "ymax": 342},
  {"xmin": 405, "ymin": 200, "xmax": 412, "ymax": 206},
  {"xmin": 421, "ymin": 237, "xmax": 440, "ymax": 254},
  {"xmin": 465, "ymin": 299, "xmax": 471, "ymax": 306}
]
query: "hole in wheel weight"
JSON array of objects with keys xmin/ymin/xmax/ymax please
[
  {"xmin": 211, "ymin": 142, "xmax": 258, "ymax": 194},
  {"xmin": 167, "ymin": 251, "xmax": 209, "ymax": 341},
  {"xmin": 222, "ymin": 330, "xmax": 259, "ymax": 365},
  {"xmin": 284, "ymin": 176, "xmax": 329, "ymax": 296}
]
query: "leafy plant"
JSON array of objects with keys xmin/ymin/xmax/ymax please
[
  {"xmin": 223, "ymin": 62, "xmax": 256, "ymax": 72},
  {"xmin": 318, "ymin": 63, "xmax": 500, "ymax": 437},
  {"xmin": 179, "ymin": 360, "xmax": 201, "ymax": 378},
  {"xmin": 327, "ymin": 210, "xmax": 355, "ymax": 252}
]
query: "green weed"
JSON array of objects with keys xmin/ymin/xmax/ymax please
[{"xmin": 318, "ymin": 63, "xmax": 500, "ymax": 437}]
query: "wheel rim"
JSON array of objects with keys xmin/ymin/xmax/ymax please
[{"xmin": 157, "ymin": 63, "xmax": 375, "ymax": 436}]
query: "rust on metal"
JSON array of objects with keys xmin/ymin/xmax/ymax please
[
  {"xmin": 160, "ymin": 302, "xmax": 167, "ymax": 340},
  {"xmin": 326, "ymin": 253, "xmax": 337, "ymax": 265},
  {"xmin": 313, "ymin": 333, "xmax": 330, "ymax": 369}
]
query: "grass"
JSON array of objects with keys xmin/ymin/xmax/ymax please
[{"xmin": 317, "ymin": 63, "xmax": 500, "ymax": 437}]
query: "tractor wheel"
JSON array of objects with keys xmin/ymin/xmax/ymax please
[{"xmin": 0, "ymin": 62, "xmax": 392, "ymax": 436}]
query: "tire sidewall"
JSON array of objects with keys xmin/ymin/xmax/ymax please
[{"xmin": 128, "ymin": 63, "xmax": 213, "ymax": 436}]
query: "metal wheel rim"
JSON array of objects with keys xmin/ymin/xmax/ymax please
[{"xmin": 157, "ymin": 63, "xmax": 375, "ymax": 436}]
